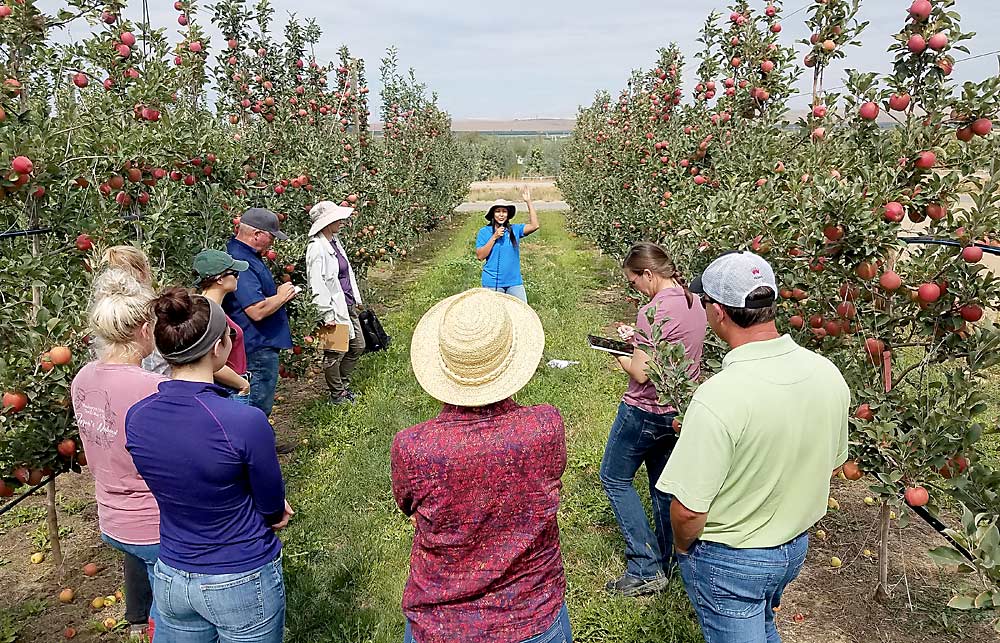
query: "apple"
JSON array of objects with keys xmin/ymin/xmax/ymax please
[
  {"xmin": 72, "ymin": 72, "xmax": 88, "ymax": 88},
  {"xmin": 63, "ymin": 626, "xmax": 76, "ymax": 639},
  {"xmin": 0, "ymin": 6, "xmax": 11, "ymax": 18},
  {"xmin": 836, "ymin": 302, "xmax": 857, "ymax": 320},
  {"xmin": 864, "ymin": 337, "xmax": 885, "ymax": 364},
  {"xmin": 928, "ymin": 33, "xmax": 948, "ymax": 51},
  {"xmin": 960, "ymin": 304, "xmax": 983, "ymax": 322},
  {"xmin": 82, "ymin": 562, "xmax": 99, "ymax": 576},
  {"xmin": 889, "ymin": 93, "xmax": 911, "ymax": 111},
  {"xmin": 855, "ymin": 262, "xmax": 878, "ymax": 280},
  {"xmin": 116, "ymin": 44, "xmax": 131, "ymax": 58},
  {"xmin": 962, "ymin": 245, "xmax": 983, "ymax": 263},
  {"xmin": 914, "ymin": 150, "xmax": 936, "ymax": 169},
  {"xmin": 925, "ymin": 203, "xmax": 946, "ymax": 221},
  {"xmin": 822, "ymin": 40, "xmax": 835, "ymax": 52},
  {"xmin": 760, "ymin": 60, "xmax": 775, "ymax": 73},
  {"xmin": 904, "ymin": 486, "xmax": 929, "ymax": 507},
  {"xmin": 57, "ymin": 439, "xmax": 76, "ymax": 458},
  {"xmin": 189, "ymin": 41, "xmax": 203, "ymax": 53},
  {"xmin": 823, "ymin": 224, "xmax": 844, "ymax": 241},
  {"xmin": 770, "ymin": 22, "xmax": 781, "ymax": 33},
  {"xmin": 853, "ymin": 403, "xmax": 874, "ymax": 421},
  {"xmin": 789, "ymin": 315, "xmax": 804, "ymax": 329},
  {"xmin": 812, "ymin": 104, "xmax": 827, "ymax": 118},
  {"xmin": 812, "ymin": 127, "xmax": 826, "ymax": 140},
  {"xmin": 178, "ymin": 14, "xmax": 188, "ymax": 25},
  {"xmin": 11, "ymin": 155, "xmax": 32, "ymax": 175},
  {"xmin": 907, "ymin": 34, "xmax": 926, "ymax": 53},
  {"xmin": 971, "ymin": 118, "xmax": 993, "ymax": 137},
  {"xmin": 939, "ymin": 456, "xmax": 969, "ymax": 479},
  {"xmin": 265, "ymin": 250, "xmax": 277, "ymax": 261},
  {"xmin": 2, "ymin": 391, "xmax": 27, "ymax": 413},
  {"xmin": 909, "ymin": 0, "xmax": 932, "ymax": 21},
  {"xmin": 831, "ymin": 557, "xmax": 843, "ymax": 568},
  {"xmin": 859, "ymin": 101, "xmax": 879, "ymax": 120},
  {"xmin": 883, "ymin": 201, "xmax": 905, "ymax": 222},
  {"xmin": 917, "ymin": 283, "xmax": 941, "ymax": 303},
  {"xmin": 59, "ymin": 588, "xmax": 75, "ymax": 603},
  {"xmin": 49, "ymin": 345, "xmax": 72, "ymax": 365},
  {"xmin": 183, "ymin": 174, "xmax": 196, "ymax": 186},
  {"xmin": 842, "ymin": 460, "xmax": 863, "ymax": 480}
]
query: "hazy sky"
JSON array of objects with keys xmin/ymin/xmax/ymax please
[{"xmin": 49, "ymin": 0, "xmax": 1000, "ymax": 119}]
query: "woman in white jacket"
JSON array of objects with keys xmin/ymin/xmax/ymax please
[{"xmin": 306, "ymin": 201, "xmax": 366, "ymax": 404}]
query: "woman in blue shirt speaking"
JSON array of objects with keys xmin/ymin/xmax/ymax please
[
  {"xmin": 126, "ymin": 287, "xmax": 293, "ymax": 643},
  {"xmin": 475, "ymin": 186, "xmax": 540, "ymax": 303}
]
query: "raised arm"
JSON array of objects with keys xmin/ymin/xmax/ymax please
[{"xmin": 521, "ymin": 185, "xmax": 540, "ymax": 236}]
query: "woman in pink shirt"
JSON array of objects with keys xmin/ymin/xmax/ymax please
[
  {"xmin": 193, "ymin": 249, "xmax": 251, "ymax": 403},
  {"xmin": 71, "ymin": 268, "xmax": 164, "ymax": 639},
  {"xmin": 600, "ymin": 242, "xmax": 706, "ymax": 597}
]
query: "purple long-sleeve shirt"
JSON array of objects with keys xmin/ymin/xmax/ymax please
[{"xmin": 125, "ymin": 380, "xmax": 285, "ymax": 574}]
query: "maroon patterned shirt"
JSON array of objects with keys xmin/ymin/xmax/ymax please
[{"xmin": 390, "ymin": 399, "xmax": 567, "ymax": 643}]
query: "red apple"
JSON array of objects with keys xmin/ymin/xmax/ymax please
[
  {"xmin": 904, "ymin": 486, "xmax": 929, "ymax": 507},
  {"xmin": 928, "ymin": 33, "xmax": 948, "ymax": 51},
  {"xmin": 2, "ymin": 391, "xmax": 27, "ymax": 413},
  {"xmin": 971, "ymin": 118, "xmax": 993, "ymax": 137},
  {"xmin": 889, "ymin": 93, "xmax": 911, "ymax": 111},
  {"xmin": 853, "ymin": 403, "xmax": 874, "ymax": 421},
  {"xmin": 914, "ymin": 150, "xmax": 936, "ymax": 170},
  {"xmin": 962, "ymin": 245, "xmax": 983, "ymax": 263},
  {"xmin": 855, "ymin": 262, "xmax": 878, "ymax": 280},
  {"xmin": 883, "ymin": 201, "xmax": 905, "ymax": 222},
  {"xmin": 265, "ymin": 250, "xmax": 277, "ymax": 261},
  {"xmin": 909, "ymin": 0, "xmax": 932, "ymax": 21},
  {"xmin": 879, "ymin": 271, "xmax": 903, "ymax": 291},
  {"xmin": 116, "ymin": 44, "xmax": 131, "ymax": 58},
  {"xmin": 789, "ymin": 315, "xmax": 805, "ymax": 329},
  {"xmin": 11, "ymin": 155, "xmax": 32, "ymax": 175},
  {"xmin": 120, "ymin": 31, "xmax": 136, "ymax": 47},
  {"xmin": 960, "ymin": 304, "xmax": 983, "ymax": 322},
  {"xmin": 907, "ymin": 34, "xmax": 927, "ymax": 53},
  {"xmin": 57, "ymin": 439, "xmax": 76, "ymax": 458},
  {"xmin": 864, "ymin": 337, "xmax": 885, "ymax": 364},
  {"xmin": 859, "ymin": 101, "xmax": 879, "ymax": 120},
  {"xmin": 75, "ymin": 233, "xmax": 92, "ymax": 251},
  {"xmin": 917, "ymin": 283, "xmax": 941, "ymax": 303},
  {"xmin": 925, "ymin": 203, "xmax": 946, "ymax": 221}
]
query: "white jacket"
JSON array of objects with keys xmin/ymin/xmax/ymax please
[{"xmin": 306, "ymin": 234, "xmax": 363, "ymax": 338}]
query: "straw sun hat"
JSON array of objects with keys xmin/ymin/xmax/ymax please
[
  {"xmin": 411, "ymin": 288, "xmax": 544, "ymax": 407},
  {"xmin": 308, "ymin": 201, "xmax": 354, "ymax": 237}
]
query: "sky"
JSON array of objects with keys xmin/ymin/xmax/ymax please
[{"xmin": 46, "ymin": 0, "xmax": 1000, "ymax": 120}]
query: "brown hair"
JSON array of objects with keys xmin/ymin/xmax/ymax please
[
  {"xmin": 623, "ymin": 242, "xmax": 694, "ymax": 308},
  {"xmin": 152, "ymin": 287, "xmax": 212, "ymax": 361},
  {"xmin": 720, "ymin": 286, "xmax": 777, "ymax": 328}
]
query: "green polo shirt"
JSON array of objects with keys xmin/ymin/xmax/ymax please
[{"xmin": 656, "ymin": 334, "xmax": 850, "ymax": 549}]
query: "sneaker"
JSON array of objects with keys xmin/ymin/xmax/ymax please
[
  {"xmin": 330, "ymin": 391, "xmax": 355, "ymax": 405},
  {"xmin": 275, "ymin": 442, "xmax": 297, "ymax": 455},
  {"xmin": 604, "ymin": 573, "xmax": 668, "ymax": 597}
]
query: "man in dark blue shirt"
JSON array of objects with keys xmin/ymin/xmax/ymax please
[{"xmin": 224, "ymin": 208, "xmax": 297, "ymax": 429}]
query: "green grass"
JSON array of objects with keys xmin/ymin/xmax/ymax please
[{"xmin": 280, "ymin": 212, "xmax": 701, "ymax": 642}]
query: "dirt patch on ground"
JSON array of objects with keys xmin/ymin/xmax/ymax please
[{"xmin": 778, "ymin": 478, "xmax": 998, "ymax": 643}]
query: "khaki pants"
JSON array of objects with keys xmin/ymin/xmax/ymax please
[{"xmin": 323, "ymin": 307, "xmax": 366, "ymax": 398}]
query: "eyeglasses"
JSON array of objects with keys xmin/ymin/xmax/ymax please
[
  {"xmin": 220, "ymin": 269, "xmax": 240, "ymax": 279},
  {"xmin": 228, "ymin": 327, "xmax": 237, "ymax": 340},
  {"xmin": 626, "ymin": 272, "xmax": 645, "ymax": 291}
]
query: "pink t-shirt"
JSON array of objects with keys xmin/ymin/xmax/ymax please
[
  {"xmin": 623, "ymin": 287, "xmax": 707, "ymax": 414},
  {"xmin": 226, "ymin": 315, "xmax": 247, "ymax": 375},
  {"xmin": 71, "ymin": 362, "xmax": 165, "ymax": 544}
]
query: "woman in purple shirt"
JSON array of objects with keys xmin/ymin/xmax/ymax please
[
  {"xmin": 305, "ymin": 201, "xmax": 366, "ymax": 405},
  {"xmin": 600, "ymin": 242, "xmax": 706, "ymax": 597},
  {"xmin": 125, "ymin": 287, "xmax": 293, "ymax": 642}
]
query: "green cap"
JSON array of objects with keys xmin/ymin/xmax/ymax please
[{"xmin": 192, "ymin": 249, "xmax": 249, "ymax": 283}]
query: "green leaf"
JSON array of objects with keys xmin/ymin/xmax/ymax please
[
  {"xmin": 947, "ymin": 595, "xmax": 975, "ymax": 610},
  {"xmin": 974, "ymin": 592, "xmax": 993, "ymax": 608},
  {"xmin": 929, "ymin": 546, "xmax": 968, "ymax": 566}
]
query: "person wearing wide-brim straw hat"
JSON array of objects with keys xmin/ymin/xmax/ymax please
[
  {"xmin": 474, "ymin": 185, "xmax": 540, "ymax": 303},
  {"xmin": 305, "ymin": 201, "xmax": 366, "ymax": 405},
  {"xmin": 391, "ymin": 288, "xmax": 572, "ymax": 643}
]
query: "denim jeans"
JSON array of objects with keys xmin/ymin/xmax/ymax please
[
  {"xmin": 152, "ymin": 556, "xmax": 285, "ymax": 643},
  {"xmin": 488, "ymin": 284, "xmax": 528, "ymax": 303},
  {"xmin": 101, "ymin": 533, "xmax": 159, "ymax": 628},
  {"xmin": 246, "ymin": 348, "xmax": 279, "ymax": 417},
  {"xmin": 599, "ymin": 402, "xmax": 678, "ymax": 580},
  {"xmin": 678, "ymin": 533, "xmax": 809, "ymax": 643},
  {"xmin": 403, "ymin": 602, "xmax": 571, "ymax": 643}
]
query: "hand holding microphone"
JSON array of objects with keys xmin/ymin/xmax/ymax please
[{"xmin": 493, "ymin": 225, "xmax": 506, "ymax": 240}]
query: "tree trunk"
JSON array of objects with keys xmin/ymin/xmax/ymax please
[
  {"xmin": 874, "ymin": 500, "xmax": 892, "ymax": 602},
  {"xmin": 46, "ymin": 479, "xmax": 64, "ymax": 576}
]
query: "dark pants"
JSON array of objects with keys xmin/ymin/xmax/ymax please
[
  {"xmin": 599, "ymin": 402, "xmax": 678, "ymax": 580},
  {"xmin": 101, "ymin": 533, "xmax": 158, "ymax": 627},
  {"xmin": 678, "ymin": 533, "xmax": 809, "ymax": 643},
  {"xmin": 323, "ymin": 308, "xmax": 366, "ymax": 398},
  {"xmin": 246, "ymin": 348, "xmax": 280, "ymax": 417}
]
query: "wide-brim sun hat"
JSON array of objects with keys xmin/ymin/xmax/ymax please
[
  {"xmin": 411, "ymin": 288, "xmax": 544, "ymax": 407},
  {"xmin": 485, "ymin": 199, "xmax": 517, "ymax": 222},
  {"xmin": 308, "ymin": 201, "xmax": 354, "ymax": 237}
]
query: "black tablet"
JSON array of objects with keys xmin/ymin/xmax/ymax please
[{"xmin": 587, "ymin": 334, "xmax": 634, "ymax": 357}]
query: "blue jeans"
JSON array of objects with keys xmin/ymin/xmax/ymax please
[
  {"xmin": 678, "ymin": 533, "xmax": 809, "ymax": 643},
  {"xmin": 231, "ymin": 392, "xmax": 251, "ymax": 405},
  {"xmin": 488, "ymin": 284, "xmax": 528, "ymax": 303},
  {"xmin": 101, "ymin": 534, "xmax": 159, "ymax": 628},
  {"xmin": 246, "ymin": 349, "xmax": 279, "ymax": 417},
  {"xmin": 599, "ymin": 402, "xmax": 677, "ymax": 580},
  {"xmin": 152, "ymin": 556, "xmax": 285, "ymax": 643},
  {"xmin": 404, "ymin": 602, "xmax": 571, "ymax": 643}
]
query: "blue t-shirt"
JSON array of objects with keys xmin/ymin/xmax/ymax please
[
  {"xmin": 224, "ymin": 238, "xmax": 292, "ymax": 353},
  {"xmin": 125, "ymin": 380, "xmax": 285, "ymax": 574},
  {"xmin": 477, "ymin": 223, "xmax": 526, "ymax": 288}
]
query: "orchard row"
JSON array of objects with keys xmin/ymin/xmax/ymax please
[{"xmin": 561, "ymin": 0, "xmax": 1000, "ymax": 616}]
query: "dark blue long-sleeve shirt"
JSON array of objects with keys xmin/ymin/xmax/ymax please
[{"xmin": 125, "ymin": 380, "xmax": 285, "ymax": 574}]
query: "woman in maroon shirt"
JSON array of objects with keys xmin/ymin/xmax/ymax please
[
  {"xmin": 193, "ymin": 249, "xmax": 251, "ymax": 403},
  {"xmin": 392, "ymin": 288, "xmax": 571, "ymax": 643}
]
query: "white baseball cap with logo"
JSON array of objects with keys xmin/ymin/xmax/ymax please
[{"xmin": 689, "ymin": 251, "xmax": 778, "ymax": 309}]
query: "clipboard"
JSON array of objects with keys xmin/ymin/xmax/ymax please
[{"xmin": 317, "ymin": 323, "xmax": 350, "ymax": 352}]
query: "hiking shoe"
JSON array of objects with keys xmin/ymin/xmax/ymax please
[
  {"xmin": 604, "ymin": 573, "xmax": 668, "ymax": 597},
  {"xmin": 330, "ymin": 392, "xmax": 355, "ymax": 405}
]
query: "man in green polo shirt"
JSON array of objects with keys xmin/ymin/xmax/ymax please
[{"xmin": 657, "ymin": 251, "xmax": 849, "ymax": 643}]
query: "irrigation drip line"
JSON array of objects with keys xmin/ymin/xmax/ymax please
[
  {"xmin": 0, "ymin": 472, "xmax": 59, "ymax": 518},
  {"xmin": 0, "ymin": 227, "xmax": 54, "ymax": 240},
  {"xmin": 873, "ymin": 472, "xmax": 975, "ymax": 562},
  {"xmin": 900, "ymin": 236, "xmax": 1000, "ymax": 256}
]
